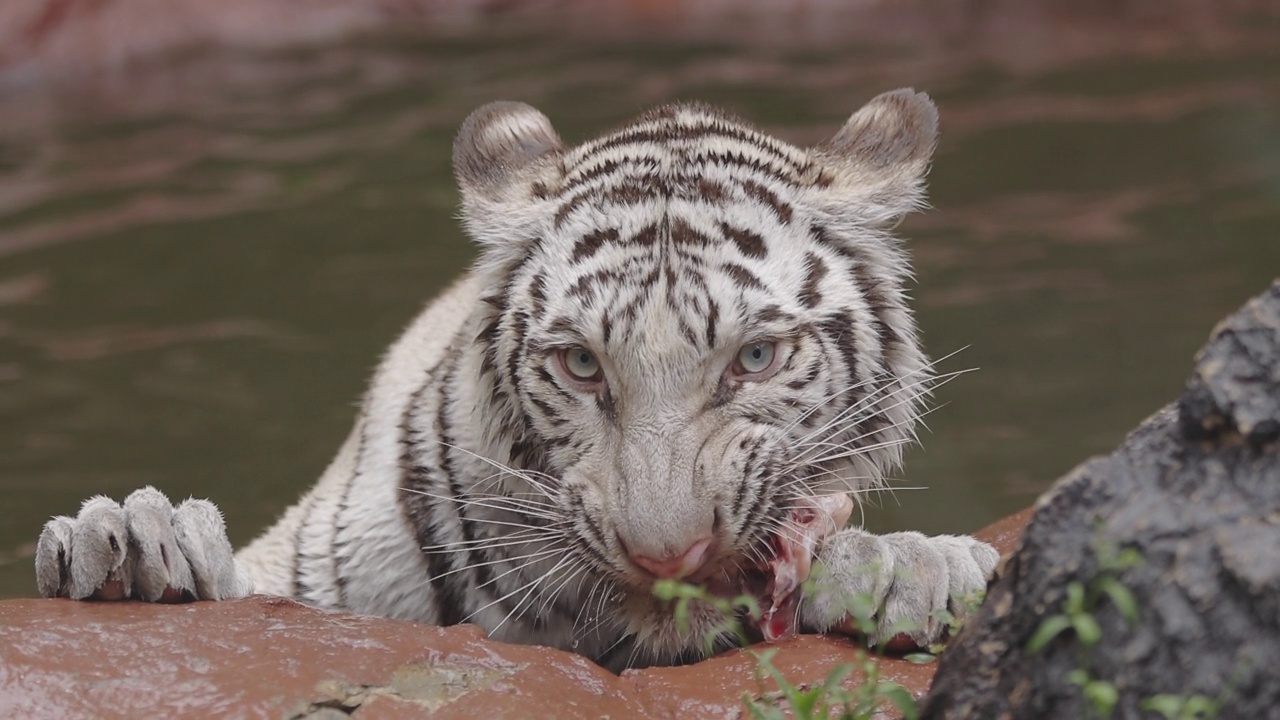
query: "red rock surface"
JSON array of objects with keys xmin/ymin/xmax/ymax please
[{"xmin": 0, "ymin": 511, "xmax": 1026, "ymax": 719}]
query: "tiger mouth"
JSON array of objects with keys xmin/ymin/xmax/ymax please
[{"xmin": 642, "ymin": 494, "xmax": 855, "ymax": 642}]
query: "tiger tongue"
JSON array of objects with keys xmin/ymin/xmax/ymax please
[{"xmin": 759, "ymin": 494, "xmax": 855, "ymax": 642}]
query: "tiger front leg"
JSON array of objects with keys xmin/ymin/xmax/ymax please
[{"xmin": 799, "ymin": 529, "xmax": 999, "ymax": 649}]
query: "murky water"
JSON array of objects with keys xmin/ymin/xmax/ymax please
[{"xmin": 2, "ymin": 8, "xmax": 1279, "ymax": 597}]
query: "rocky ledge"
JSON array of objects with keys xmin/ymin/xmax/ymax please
[
  {"xmin": 0, "ymin": 512, "xmax": 1028, "ymax": 719},
  {"xmin": 922, "ymin": 281, "xmax": 1280, "ymax": 719}
]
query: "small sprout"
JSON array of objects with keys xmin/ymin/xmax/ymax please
[
  {"xmin": 1095, "ymin": 577, "xmax": 1139, "ymax": 626},
  {"xmin": 1070, "ymin": 613, "xmax": 1102, "ymax": 647},
  {"xmin": 1067, "ymin": 671, "xmax": 1119, "ymax": 718},
  {"xmin": 1141, "ymin": 694, "xmax": 1222, "ymax": 720},
  {"xmin": 876, "ymin": 684, "xmax": 920, "ymax": 720},
  {"xmin": 1065, "ymin": 581, "xmax": 1087, "ymax": 615},
  {"xmin": 651, "ymin": 578, "xmax": 760, "ymax": 655},
  {"xmin": 1026, "ymin": 614, "xmax": 1073, "ymax": 653}
]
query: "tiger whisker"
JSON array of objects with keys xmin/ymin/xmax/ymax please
[
  {"xmin": 790, "ymin": 368, "xmax": 969, "ymax": 458},
  {"xmin": 421, "ymin": 532, "xmax": 566, "ymax": 555},
  {"xmin": 439, "ymin": 441, "xmax": 562, "ymax": 499},
  {"xmin": 483, "ymin": 554, "xmax": 578, "ymax": 633},
  {"xmin": 399, "ymin": 488, "xmax": 569, "ymax": 532}
]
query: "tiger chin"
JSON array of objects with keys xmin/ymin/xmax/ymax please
[{"xmin": 35, "ymin": 89, "xmax": 998, "ymax": 671}]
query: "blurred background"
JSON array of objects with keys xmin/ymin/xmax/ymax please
[{"xmin": 1, "ymin": 0, "xmax": 1278, "ymax": 598}]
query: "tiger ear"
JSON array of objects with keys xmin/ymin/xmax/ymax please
[
  {"xmin": 453, "ymin": 102, "xmax": 565, "ymax": 256},
  {"xmin": 453, "ymin": 101, "xmax": 565, "ymax": 201},
  {"xmin": 812, "ymin": 89, "xmax": 938, "ymax": 226}
]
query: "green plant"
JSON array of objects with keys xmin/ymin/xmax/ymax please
[
  {"xmin": 652, "ymin": 578, "xmax": 923, "ymax": 719},
  {"xmin": 651, "ymin": 578, "xmax": 761, "ymax": 655},
  {"xmin": 1024, "ymin": 540, "xmax": 1228, "ymax": 720},
  {"xmin": 740, "ymin": 582, "xmax": 927, "ymax": 720},
  {"xmin": 744, "ymin": 648, "xmax": 917, "ymax": 720},
  {"xmin": 1026, "ymin": 545, "xmax": 1142, "ymax": 655},
  {"xmin": 1140, "ymin": 694, "xmax": 1222, "ymax": 720},
  {"xmin": 1023, "ymin": 540, "xmax": 1142, "ymax": 719},
  {"xmin": 904, "ymin": 588, "xmax": 986, "ymax": 663}
]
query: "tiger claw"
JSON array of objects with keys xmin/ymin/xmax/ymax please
[
  {"xmin": 34, "ymin": 487, "xmax": 253, "ymax": 602},
  {"xmin": 801, "ymin": 530, "xmax": 998, "ymax": 648}
]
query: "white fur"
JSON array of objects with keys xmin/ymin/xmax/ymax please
[{"xmin": 36, "ymin": 91, "xmax": 999, "ymax": 667}]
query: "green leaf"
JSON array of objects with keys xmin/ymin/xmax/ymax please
[
  {"xmin": 1095, "ymin": 577, "xmax": 1139, "ymax": 625},
  {"xmin": 1114, "ymin": 547, "xmax": 1144, "ymax": 570},
  {"xmin": 1083, "ymin": 680, "xmax": 1119, "ymax": 717},
  {"xmin": 674, "ymin": 597, "xmax": 690, "ymax": 633},
  {"xmin": 735, "ymin": 594, "xmax": 762, "ymax": 620},
  {"xmin": 820, "ymin": 663, "xmax": 855, "ymax": 694},
  {"xmin": 1071, "ymin": 614, "xmax": 1102, "ymax": 647},
  {"xmin": 845, "ymin": 591, "xmax": 878, "ymax": 619},
  {"xmin": 886, "ymin": 617, "xmax": 921, "ymax": 637},
  {"xmin": 752, "ymin": 650, "xmax": 809, "ymax": 716},
  {"xmin": 1140, "ymin": 695, "xmax": 1185, "ymax": 719},
  {"xmin": 903, "ymin": 653, "xmax": 936, "ymax": 665},
  {"xmin": 790, "ymin": 687, "xmax": 819, "ymax": 719},
  {"xmin": 1026, "ymin": 615, "xmax": 1072, "ymax": 653},
  {"xmin": 1065, "ymin": 581, "xmax": 1086, "ymax": 614},
  {"xmin": 1183, "ymin": 695, "xmax": 1221, "ymax": 715},
  {"xmin": 651, "ymin": 579, "xmax": 677, "ymax": 600},
  {"xmin": 744, "ymin": 694, "xmax": 783, "ymax": 720},
  {"xmin": 877, "ymin": 684, "xmax": 919, "ymax": 720}
]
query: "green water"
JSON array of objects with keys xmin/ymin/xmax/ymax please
[{"xmin": 2, "ymin": 27, "xmax": 1278, "ymax": 597}]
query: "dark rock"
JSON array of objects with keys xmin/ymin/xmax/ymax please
[{"xmin": 921, "ymin": 281, "xmax": 1280, "ymax": 720}]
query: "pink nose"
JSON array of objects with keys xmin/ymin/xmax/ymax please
[{"xmin": 629, "ymin": 536, "xmax": 714, "ymax": 579}]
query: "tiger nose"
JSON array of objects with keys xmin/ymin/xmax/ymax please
[{"xmin": 627, "ymin": 536, "xmax": 714, "ymax": 579}]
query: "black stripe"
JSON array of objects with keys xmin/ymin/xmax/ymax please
[
  {"xmin": 688, "ymin": 150, "xmax": 806, "ymax": 188},
  {"xmin": 730, "ymin": 439, "xmax": 765, "ymax": 520},
  {"xmin": 852, "ymin": 261, "xmax": 897, "ymax": 362},
  {"xmin": 720, "ymin": 262, "xmax": 766, "ymax": 292},
  {"xmin": 670, "ymin": 218, "xmax": 711, "ymax": 248},
  {"xmin": 328, "ymin": 416, "xmax": 368, "ymax": 609},
  {"xmin": 813, "ymin": 222, "xmax": 896, "ymax": 366},
  {"xmin": 398, "ymin": 347, "xmax": 471, "ymax": 626},
  {"xmin": 579, "ymin": 120, "xmax": 810, "ymax": 176},
  {"xmin": 819, "ymin": 311, "xmax": 860, "ymax": 382},
  {"xmin": 740, "ymin": 179, "xmax": 793, "ymax": 224},
  {"xmin": 740, "ymin": 471, "xmax": 775, "ymax": 541},
  {"xmin": 435, "ymin": 355, "xmax": 504, "ymax": 618},
  {"xmin": 799, "ymin": 252, "xmax": 828, "ymax": 309},
  {"xmin": 554, "ymin": 175, "xmax": 666, "ymax": 229},
  {"xmin": 528, "ymin": 271, "xmax": 548, "ymax": 315},
  {"xmin": 559, "ymin": 157, "xmax": 624, "ymax": 195},
  {"xmin": 720, "ymin": 222, "xmax": 767, "ymax": 259},
  {"xmin": 571, "ymin": 228, "xmax": 620, "ymax": 264},
  {"xmin": 290, "ymin": 492, "xmax": 321, "ymax": 602},
  {"xmin": 705, "ymin": 299, "xmax": 720, "ymax": 348}
]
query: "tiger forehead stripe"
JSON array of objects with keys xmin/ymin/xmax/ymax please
[
  {"xmin": 550, "ymin": 107, "xmax": 816, "ymax": 200},
  {"xmin": 568, "ymin": 112, "xmax": 812, "ymax": 172}
]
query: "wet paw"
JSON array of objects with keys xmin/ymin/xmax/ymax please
[
  {"xmin": 800, "ymin": 529, "xmax": 998, "ymax": 648},
  {"xmin": 35, "ymin": 487, "xmax": 252, "ymax": 602}
]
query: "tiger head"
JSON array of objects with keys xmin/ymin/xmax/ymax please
[{"xmin": 453, "ymin": 90, "xmax": 937, "ymax": 665}]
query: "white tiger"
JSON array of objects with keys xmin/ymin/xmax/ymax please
[{"xmin": 35, "ymin": 89, "xmax": 998, "ymax": 670}]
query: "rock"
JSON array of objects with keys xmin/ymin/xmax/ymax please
[
  {"xmin": 0, "ymin": 511, "xmax": 1026, "ymax": 719},
  {"xmin": 921, "ymin": 281, "xmax": 1280, "ymax": 719}
]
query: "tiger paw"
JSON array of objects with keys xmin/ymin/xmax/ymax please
[
  {"xmin": 35, "ymin": 486, "xmax": 253, "ymax": 602},
  {"xmin": 800, "ymin": 529, "xmax": 998, "ymax": 649}
]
